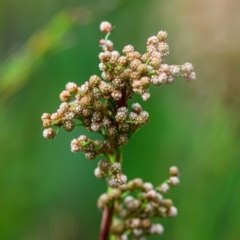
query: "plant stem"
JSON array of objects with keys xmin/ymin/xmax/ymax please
[
  {"xmin": 99, "ymin": 204, "xmax": 114, "ymax": 240},
  {"xmin": 99, "ymin": 149, "xmax": 123, "ymax": 240}
]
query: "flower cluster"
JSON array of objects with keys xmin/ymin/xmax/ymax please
[
  {"xmin": 41, "ymin": 21, "xmax": 195, "ymax": 239},
  {"xmin": 97, "ymin": 166, "xmax": 180, "ymax": 240},
  {"xmin": 41, "ymin": 22, "xmax": 195, "ymax": 160}
]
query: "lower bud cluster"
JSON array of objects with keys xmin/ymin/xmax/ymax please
[{"xmin": 97, "ymin": 166, "xmax": 180, "ymax": 239}]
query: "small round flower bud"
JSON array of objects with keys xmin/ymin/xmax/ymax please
[
  {"xmin": 127, "ymin": 51, "xmax": 141, "ymax": 61},
  {"xmin": 122, "ymin": 45, "xmax": 134, "ymax": 55},
  {"xmin": 117, "ymin": 134, "xmax": 128, "ymax": 145},
  {"xmin": 100, "ymin": 21, "xmax": 112, "ymax": 33},
  {"xmin": 159, "ymin": 183, "xmax": 170, "ymax": 193},
  {"xmin": 63, "ymin": 120, "xmax": 75, "ymax": 131},
  {"xmin": 168, "ymin": 176, "xmax": 180, "ymax": 186},
  {"xmin": 129, "ymin": 112, "xmax": 137, "ymax": 121},
  {"xmin": 107, "ymin": 126, "xmax": 118, "ymax": 138},
  {"xmin": 185, "ymin": 71, "xmax": 196, "ymax": 81},
  {"xmin": 94, "ymin": 167, "xmax": 107, "ymax": 179},
  {"xmin": 49, "ymin": 112, "xmax": 61, "ymax": 121},
  {"xmin": 146, "ymin": 189, "xmax": 157, "ymax": 201},
  {"xmin": 131, "ymin": 103, "xmax": 142, "ymax": 113},
  {"xmin": 147, "ymin": 36, "xmax": 159, "ymax": 45},
  {"xmin": 108, "ymin": 178, "xmax": 118, "ymax": 188},
  {"xmin": 65, "ymin": 82, "xmax": 78, "ymax": 93},
  {"xmin": 58, "ymin": 102, "xmax": 70, "ymax": 113},
  {"xmin": 162, "ymin": 199, "xmax": 173, "ymax": 208},
  {"xmin": 158, "ymin": 206, "xmax": 167, "ymax": 217},
  {"xmin": 99, "ymin": 81, "xmax": 111, "ymax": 95},
  {"xmin": 169, "ymin": 166, "xmax": 179, "ymax": 176},
  {"xmin": 66, "ymin": 111, "xmax": 75, "ymax": 120},
  {"xmin": 133, "ymin": 228, "xmax": 143, "ymax": 236},
  {"xmin": 149, "ymin": 57, "xmax": 161, "ymax": 68},
  {"xmin": 97, "ymin": 193, "xmax": 109, "ymax": 208},
  {"xmin": 130, "ymin": 59, "xmax": 142, "ymax": 70},
  {"xmin": 110, "ymin": 162, "xmax": 122, "ymax": 175},
  {"xmin": 98, "ymin": 160, "xmax": 111, "ymax": 171},
  {"xmin": 91, "ymin": 111, "xmax": 102, "ymax": 122},
  {"xmin": 123, "ymin": 195, "xmax": 133, "ymax": 203},
  {"xmin": 144, "ymin": 203, "xmax": 154, "ymax": 213},
  {"xmin": 41, "ymin": 113, "xmax": 51, "ymax": 121},
  {"xmin": 141, "ymin": 53, "xmax": 150, "ymax": 62},
  {"xmin": 142, "ymin": 219, "xmax": 151, "ymax": 229},
  {"xmin": 157, "ymin": 31, "xmax": 168, "ymax": 41},
  {"xmin": 115, "ymin": 107, "xmax": 128, "ymax": 123},
  {"xmin": 150, "ymin": 50, "xmax": 161, "ymax": 59},
  {"xmin": 90, "ymin": 122, "xmax": 101, "ymax": 132},
  {"xmin": 149, "ymin": 223, "xmax": 164, "ymax": 235},
  {"xmin": 79, "ymin": 82, "xmax": 90, "ymax": 95},
  {"xmin": 102, "ymin": 117, "xmax": 112, "ymax": 128},
  {"xmin": 142, "ymin": 92, "xmax": 150, "ymax": 101},
  {"xmin": 78, "ymin": 135, "xmax": 88, "ymax": 141},
  {"xmin": 93, "ymin": 100, "xmax": 103, "ymax": 110},
  {"xmin": 114, "ymin": 173, "xmax": 127, "ymax": 185},
  {"xmin": 70, "ymin": 139, "xmax": 81, "ymax": 152},
  {"xmin": 80, "ymin": 95, "xmax": 92, "ymax": 107},
  {"xmin": 136, "ymin": 111, "xmax": 149, "ymax": 125},
  {"xmin": 130, "ymin": 218, "xmax": 142, "ymax": 229},
  {"xmin": 101, "ymin": 71, "xmax": 112, "ymax": 81},
  {"xmin": 85, "ymin": 151, "xmax": 96, "ymax": 160},
  {"xmin": 125, "ymin": 198, "xmax": 140, "ymax": 211},
  {"xmin": 169, "ymin": 65, "xmax": 180, "ymax": 77},
  {"xmin": 143, "ymin": 182, "xmax": 154, "ymax": 192},
  {"xmin": 99, "ymin": 62, "xmax": 107, "ymax": 71},
  {"xmin": 127, "ymin": 178, "xmax": 143, "ymax": 190},
  {"xmin": 50, "ymin": 113, "xmax": 60, "ymax": 121},
  {"xmin": 168, "ymin": 206, "xmax": 178, "ymax": 217},
  {"xmin": 100, "ymin": 39, "xmax": 114, "ymax": 51},
  {"xmin": 151, "ymin": 72, "xmax": 168, "ymax": 85},
  {"xmin": 109, "ymin": 56, "xmax": 119, "ymax": 66},
  {"xmin": 42, "ymin": 119, "xmax": 51, "ymax": 127},
  {"xmin": 99, "ymin": 51, "xmax": 112, "ymax": 63},
  {"xmin": 43, "ymin": 128, "xmax": 56, "ymax": 139},
  {"xmin": 121, "ymin": 123, "xmax": 130, "ymax": 133},
  {"xmin": 89, "ymin": 75, "xmax": 101, "ymax": 87},
  {"xmin": 158, "ymin": 42, "xmax": 169, "ymax": 57},
  {"xmin": 111, "ymin": 90, "xmax": 122, "ymax": 100},
  {"xmin": 137, "ymin": 63, "xmax": 148, "ymax": 74},
  {"xmin": 118, "ymin": 56, "xmax": 128, "ymax": 66},
  {"xmin": 160, "ymin": 64, "xmax": 170, "ymax": 73},
  {"xmin": 59, "ymin": 90, "xmax": 71, "ymax": 102},
  {"xmin": 111, "ymin": 50, "xmax": 120, "ymax": 58},
  {"xmin": 181, "ymin": 62, "xmax": 194, "ymax": 74},
  {"xmin": 108, "ymin": 188, "xmax": 121, "ymax": 200},
  {"xmin": 167, "ymin": 75, "xmax": 175, "ymax": 84},
  {"xmin": 110, "ymin": 222, "xmax": 125, "ymax": 235}
]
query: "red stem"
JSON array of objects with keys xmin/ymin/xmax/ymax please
[{"xmin": 99, "ymin": 205, "xmax": 114, "ymax": 240}]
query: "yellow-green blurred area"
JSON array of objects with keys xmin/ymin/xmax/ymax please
[{"xmin": 1, "ymin": 0, "xmax": 240, "ymax": 239}]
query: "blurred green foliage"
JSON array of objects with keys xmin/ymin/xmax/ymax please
[{"xmin": 1, "ymin": 0, "xmax": 240, "ymax": 239}]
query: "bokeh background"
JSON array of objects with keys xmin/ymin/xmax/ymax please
[{"xmin": 1, "ymin": 0, "xmax": 240, "ymax": 239}]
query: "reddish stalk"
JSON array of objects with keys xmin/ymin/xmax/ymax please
[{"xmin": 99, "ymin": 205, "xmax": 114, "ymax": 240}]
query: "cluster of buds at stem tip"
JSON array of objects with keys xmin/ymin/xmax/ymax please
[
  {"xmin": 97, "ymin": 166, "xmax": 180, "ymax": 239},
  {"xmin": 41, "ymin": 21, "xmax": 196, "ymax": 159},
  {"xmin": 41, "ymin": 21, "xmax": 195, "ymax": 239}
]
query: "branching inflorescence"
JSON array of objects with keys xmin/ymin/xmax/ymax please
[{"xmin": 41, "ymin": 21, "xmax": 196, "ymax": 240}]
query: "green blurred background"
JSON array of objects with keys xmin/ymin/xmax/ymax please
[{"xmin": 1, "ymin": 0, "xmax": 240, "ymax": 239}]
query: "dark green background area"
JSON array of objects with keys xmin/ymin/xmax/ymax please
[{"xmin": 1, "ymin": 0, "xmax": 240, "ymax": 239}]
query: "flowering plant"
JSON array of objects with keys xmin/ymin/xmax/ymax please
[{"xmin": 41, "ymin": 21, "xmax": 195, "ymax": 240}]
